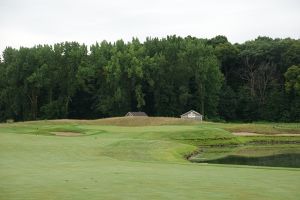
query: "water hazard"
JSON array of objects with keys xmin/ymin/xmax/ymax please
[{"xmin": 189, "ymin": 145, "xmax": 300, "ymax": 168}]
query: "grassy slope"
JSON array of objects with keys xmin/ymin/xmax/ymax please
[
  {"xmin": 212, "ymin": 122, "xmax": 300, "ymax": 135},
  {"xmin": 190, "ymin": 144, "xmax": 300, "ymax": 161},
  {"xmin": 0, "ymin": 117, "xmax": 300, "ymax": 200}
]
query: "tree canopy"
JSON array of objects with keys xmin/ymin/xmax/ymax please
[{"xmin": 0, "ymin": 36, "xmax": 299, "ymax": 122}]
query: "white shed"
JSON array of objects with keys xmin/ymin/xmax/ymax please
[{"xmin": 180, "ymin": 110, "xmax": 203, "ymax": 121}]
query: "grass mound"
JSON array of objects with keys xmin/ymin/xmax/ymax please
[
  {"xmin": 0, "ymin": 117, "xmax": 202, "ymax": 127},
  {"xmin": 88, "ymin": 117, "xmax": 202, "ymax": 126},
  {"xmin": 215, "ymin": 123, "xmax": 300, "ymax": 135}
]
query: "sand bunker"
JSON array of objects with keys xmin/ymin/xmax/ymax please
[
  {"xmin": 51, "ymin": 132, "xmax": 82, "ymax": 136},
  {"xmin": 233, "ymin": 132, "xmax": 262, "ymax": 136}
]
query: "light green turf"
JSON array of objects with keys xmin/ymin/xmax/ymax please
[{"xmin": 0, "ymin": 119, "xmax": 300, "ymax": 200}]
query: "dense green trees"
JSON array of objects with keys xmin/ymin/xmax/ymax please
[
  {"xmin": 284, "ymin": 65, "xmax": 300, "ymax": 121},
  {"xmin": 0, "ymin": 36, "xmax": 299, "ymax": 122}
]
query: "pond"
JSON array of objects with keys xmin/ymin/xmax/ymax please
[{"xmin": 189, "ymin": 145, "xmax": 300, "ymax": 168}]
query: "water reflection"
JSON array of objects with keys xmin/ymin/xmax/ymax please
[
  {"xmin": 190, "ymin": 145, "xmax": 300, "ymax": 168},
  {"xmin": 193, "ymin": 153, "xmax": 300, "ymax": 168}
]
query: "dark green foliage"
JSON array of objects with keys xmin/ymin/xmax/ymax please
[
  {"xmin": 284, "ymin": 65, "xmax": 300, "ymax": 121},
  {"xmin": 0, "ymin": 36, "xmax": 299, "ymax": 122},
  {"xmin": 235, "ymin": 87, "xmax": 259, "ymax": 122},
  {"xmin": 218, "ymin": 85, "xmax": 237, "ymax": 121},
  {"xmin": 285, "ymin": 65, "xmax": 300, "ymax": 95}
]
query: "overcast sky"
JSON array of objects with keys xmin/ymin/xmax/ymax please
[{"xmin": 0, "ymin": 0, "xmax": 299, "ymax": 53}]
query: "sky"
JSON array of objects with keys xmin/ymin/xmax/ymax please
[{"xmin": 0, "ymin": 0, "xmax": 299, "ymax": 53}]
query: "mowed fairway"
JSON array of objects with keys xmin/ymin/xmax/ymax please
[{"xmin": 0, "ymin": 118, "xmax": 299, "ymax": 200}]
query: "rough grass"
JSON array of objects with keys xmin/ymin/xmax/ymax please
[
  {"xmin": 0, "ymin": 117, "xmax": 300, "ymax": 200},
  {"xmin": 213, "ymin": 122, "xmax": 300, "ymax": 135},
  {"xmin": 14, "ymin": 117, "xmax": 202, "ymax": 126}
]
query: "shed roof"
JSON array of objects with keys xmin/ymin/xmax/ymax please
[{"xmin": 180, "ymin": 110, "xmax": 202, "ymax": 117}]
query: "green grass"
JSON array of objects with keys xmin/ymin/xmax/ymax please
[
  {"xmin": 0, "ymin": 117, "xmax": 300, "ymax": 200},
  {"xmin": 210, "ymin": 122, "xmax": 300, "ymax": 135}
]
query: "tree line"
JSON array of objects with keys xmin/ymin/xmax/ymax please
[{"xmin": 0, "ymin": 35, "xmax": 299, "ymax": 122}]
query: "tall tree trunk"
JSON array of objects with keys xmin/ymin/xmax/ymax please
[
  {"xmin": 65, "ymin": 96, "xmax": 70, "ymax": 118},
  {"xmin": 33, "ymin": 95, "xmax": 38, "ymax": 120},
  {"xmin": 28, "ymin": 90, "xmax": 38, "ymax": 120},
  {"xmin": 200, "ymin": 83, "xmax": 205, "ymax": 117},
  {"xmin": 49, "ymin": 88, "xmax": 53, "ymax": 103}
]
